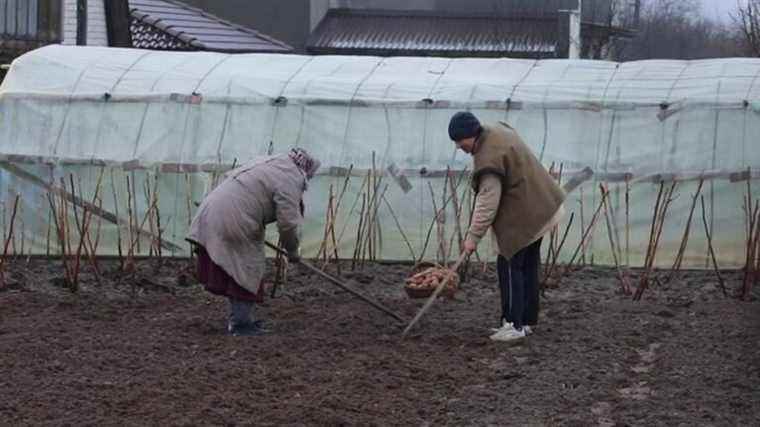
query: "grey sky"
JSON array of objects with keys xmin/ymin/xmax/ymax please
[{"xmin": 699, "ymin": 0, "xmax": 746, "ymax": 22}]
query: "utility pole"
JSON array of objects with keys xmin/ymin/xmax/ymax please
[{"xmin": 568, "ymin": 0, "xmax": 583, "ymax": 59}]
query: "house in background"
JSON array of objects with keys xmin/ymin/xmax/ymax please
[
  {"xmin": 1, "ymin": 0, "xmax": 125, "ymax": 67},
  {"xmin": 1, "ymin": 0, "xmax": 65, "ymax": 71},
  {"xmin": 1, "ymin": 0, "xmax": 292, "ymax": 80},
  {"xmin": 307, "ymin": 8, "xmax": 635, "ymax": 59},
  {"xmin": 128, "ymin": 0, "xmax": 292, "ymax": 53},
  {"xmin": 174, "ymin": 0, "xmax": 326, "ymax": 52},
  {"xmin": 3, "ymin": 0, "xmax": 636, "ymax": 82},
  {"xmin": 175, "ymin": 0, "xmax": 637, "ymax": 59}
]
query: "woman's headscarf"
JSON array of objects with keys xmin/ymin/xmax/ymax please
[{"xmin": 288, "ymin": 147, "xmax": 321, "ymax": 180}]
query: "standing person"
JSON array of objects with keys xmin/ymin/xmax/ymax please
[
  {"xmin": 448, "ymin": 112, "xmax": 565, "ymax": 342},
  {"xmin": 187, "ymin": 148, "xmax": 320, "ymax": 336}
]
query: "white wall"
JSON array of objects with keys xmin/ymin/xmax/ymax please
[{"xmin": 61, "ymin": 0, "xmax": 108, "ymax": 46}]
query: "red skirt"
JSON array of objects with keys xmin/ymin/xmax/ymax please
[{"xmin": 195, "ymin": 245, "xmax": 261, "ymax": 302}]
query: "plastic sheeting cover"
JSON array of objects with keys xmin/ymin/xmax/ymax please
[{"xmin": 1, "ymin": 45, "xmax": 760, "ymax": 267}]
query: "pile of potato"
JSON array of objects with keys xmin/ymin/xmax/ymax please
[{"xmin": 405, "ymin": 266, "xmax": 458, "ymax": 293}]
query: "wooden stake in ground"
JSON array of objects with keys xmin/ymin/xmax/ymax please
[
  {"xmin": 741, "ymin": 171, "xmax": 758, "ymax": 296},
  {"xmin": 111, "ymin": 169, "xmax": 124, "ymax": 270},
  {"xmin": 744, "ymin": 202, "xmax": 760, "ymax": 299},
  {"xmin": 555, "ymin": 189, "xmax": 609, "ymax": 287},
  {"xmin": 360, "ymin": 164, "xmax": 387, "ymax": 264},
  {"xmin": 125, "ymin": 175, "xmax": 136, "ymax": 272},
  {"xmin": 93, "ymin": 196, "xmax": 104, "ymax": 256},
  {"xmin": 152, "ymin": 173, "xmax": 163, "ymax": 261},
  {"xmin": 463, "ymin": 181, "xmax": 479, "ymax": 277},
  {"xmin": 45, "ymin": 196, "xmax": 52, "ymax": 256},
  {"xmin": 635, "ymin": 181, "xmax": 665, "ymax": 300},
  {"xmin": 541, "ymin": 212, "xmax": 574, "ymax": 289},
  {"xmin": 549, "ymin": 163, "xmax": 564, "ymax": 263},
  {"xmin": 319, "ymin": 184, "xmax": 335, "ymax": 264},
  {"xmin": 625, "ymin": 175, "xmax": 631, "ymax": 266},
  {"xmin": 351, "ymin": 193, "xmax": 366, "ymax": 270},
  {"xmin": 0, "ymin": 194, "xmax": 20, "ymax": 287},
  {"xmin": 317, "ymin": 184, "xmax": 342, "ymax": 273},
  {"xmin": 185, "ymin": 173, "xmax": 193, "ymax": 228},
  {"xmin": 634, "ymin": 182, "xmax": 677, "ymax": 301},
  {"xmin": 544, "ymin": 163, "xmax": 559, "ymax": 278},
  {"xmin": 402, "ymin": 252, "xmax": 468, "ymax": 338},
  {"xmin": 364, "ymin": 184, "xmax": 388, "ymax": 264},
  {"xmin": 371, "ymin": 152, "xmax": 378, "ymax": 259},
  {"xmin": 131, "ymin": 171, "xmax": 140, "ymax": 254},
  {"xmin": 417, "ymin": 169, "xmax": 469, "ymax": 263},
  {"xmin": 437, "ymin": 171, "xmax": 449, "ymax": 263},
  {"xmin": 59, "ymin": 177, "xmax": 73, "ymax": 257},
  {"xmin": 70, "ymin": 205, "xmax": 93, "ymax": 292},
  {"xmin": 71, "ymin": 171, "xmax": 104, "ymax": 281},
  {"xmin": 47, "ymin": 190, "xmax": 72, "ymax": 288},
  {"xmin": 327, "ymin": 193, "xmax": 341, "ymax": 273},
  {"xmin": 61, "ymin": 171, "xmax": 104, "ymax": 292},
  {"xmin": 579, "ymin": 186, "xmax": 587, "ymax": 265},
  {"xmin": 336, "ymin": 169, "xmax": 369, "ymax": 247},
  {"xmin": 667, "ymin": 178, "xmax": 704, "ymax": 282},
  {"xmin": 359, "ymin": 169, "xmax": 374, "ymax": 266},
  {"xmin": 749, "ymin": 202, "xmax": 760, "ymax": 300},
  {"xmin": 382, "ymin": 194, "xmax": 416, "ymax": 261},
  {"xmin": 1, "ymin": 201, "xmax": 6, "ymax": 256},
  {"xmin": 0, "ymin": 162, "xmax": 178, "ymax": 251},
  {"xmin": 700, "ymin": 195, "xmax": 728, "ymax": 297},
  {"xmin": 126, "ymin": 191, "xmax": 160, "ymax": 259},
  {"xmin": 426, "ymin": 181, "xmax": 445, "ymax": 263},
  {"xmin": 317, "ymin": 165, "xmax": 353, "ymax": 266},
  {"xmin": 600, "ymin": 183, "xmax": 630, "ymax": 295},
  {"xmin": 17, "ymin": 201, "xmax": 24, "ymax": 258},
  {"xmin": 742, "ymin": 202, "xmax": 760, "ymax": 299},
  {"xmin": 445, "ymin": 172, "xmax": 470, "ymax": 263},
  {"xmin": 144, "ymin": 175, "xmax": 156, "ymax": 257}
]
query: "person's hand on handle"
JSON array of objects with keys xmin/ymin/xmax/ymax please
[{"xmin": 463, "ymin": 239, "xmax": 477, "ymax": 255}]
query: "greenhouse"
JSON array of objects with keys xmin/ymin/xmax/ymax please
[{"xmin": 1, "ymin": 44, "xmax": 760, "ymax": 267}]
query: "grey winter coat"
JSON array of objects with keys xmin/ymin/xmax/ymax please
[{"xmin": 187, "ymin": 154, "xmax": 304, "ymax": 293}]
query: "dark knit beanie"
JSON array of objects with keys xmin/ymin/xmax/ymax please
[{"xmin": 448, "ymin": 111, "xmax": 481, "ymax": 141}]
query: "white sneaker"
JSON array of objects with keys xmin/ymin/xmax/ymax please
[
  {"xmin": 490, "ymin": 319, "xmax": 512, "ymax": 333},
  {"xmin": 490, "ymin": 322, "xmax": 534, "ymax": 335},
  {"xmin": 489, "ymin": 325, "xmax": 526, "ymax": 342}
]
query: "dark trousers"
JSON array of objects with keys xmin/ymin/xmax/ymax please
[{"xmin": 496, "ymin": 238, "xmax": 542, "ymax": 329}]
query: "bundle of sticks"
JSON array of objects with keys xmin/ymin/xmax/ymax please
[{"xmin": 405, "ymin": 265, "xmax": 459, "ymax": 293}]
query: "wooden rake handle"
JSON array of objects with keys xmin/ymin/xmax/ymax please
[
  {"xmin": 264, "ymin": 241, "xmax": 406, "ymax": 324},
  {"xmin": 401, "ymin": 252, "xmax": 468, "ymax": 339}
]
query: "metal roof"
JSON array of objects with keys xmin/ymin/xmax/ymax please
[
  {"xmin": 129, "ymin": 0, "xmax": 293, "ymax": 53},
  {"xmin": 307, "ymin": 9, "xmax": 559, "ymax": 58}
]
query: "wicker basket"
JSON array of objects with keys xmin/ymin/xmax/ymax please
[{"xmin": 403, "ymin": 261, "xmax": 459, "ymax": 299}]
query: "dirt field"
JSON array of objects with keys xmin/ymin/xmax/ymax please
[{"xmin": 1, "ymin": 257, "xmax": 758, "ymax": 426}]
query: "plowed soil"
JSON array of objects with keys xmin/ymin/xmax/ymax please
[{"xmin": 1, "ymin": 258, "xmax": 758, "ymax": 426}]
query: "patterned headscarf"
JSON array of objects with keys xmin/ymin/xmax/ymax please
[{"xmin": 288, "ymin": 147, "xmax": 321, "ymax": 180}]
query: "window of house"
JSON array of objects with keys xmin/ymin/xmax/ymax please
[{"xmin": 1, "ymin": 0, "xmax": 61, "ymax": 42}]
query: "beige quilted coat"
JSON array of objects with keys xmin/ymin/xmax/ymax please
[{"xmin": 187, "ymin": 155, "xmax": 304, "ymax": 293}]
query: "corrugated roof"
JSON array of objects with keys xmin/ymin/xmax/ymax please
[
  {"xmin": 129, "ymin": 0, "xmax": 293, "ymax": 53},
  {"xmin": 307, "ymin": 9, "xmax": 559, "ymax": 58}
]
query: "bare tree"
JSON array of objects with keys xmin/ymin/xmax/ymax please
[
  {"xmin": 582, "ymin": 0, "xmax": 619, "ymax": 59},
  {"xmin": 734, "ymin": 0, "xmax": 760, "ymax": 56},
  {"xmin": 618, "ymin": 0, "xmax": 744, "ymax": 60}
]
